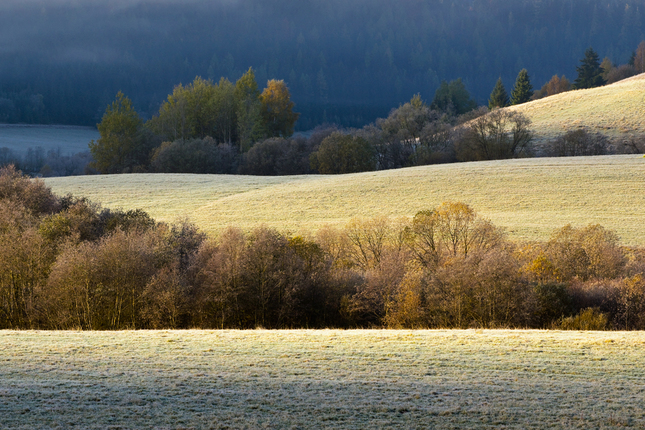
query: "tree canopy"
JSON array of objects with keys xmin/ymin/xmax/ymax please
[
  {"xmin": 573, "ymin": 48, "xmax": 606, "ymax": 89},
  {"xmin": 488, "ymin": 78, "xmax": 509, "ymax": 109},
  {"xmin": 430, "ymin": 79, "xmax": 477, "ymax": 116},
  {"xmin": 510, "ymin": 69, "xmax": 534, "ymax": 105},
  {"xmin": 89, "ymin": 92, "xmax": 150, "ymax": 174},
  {"xmin": 260, "ymin": 80, "xmax": 300, "ymax": 139}
]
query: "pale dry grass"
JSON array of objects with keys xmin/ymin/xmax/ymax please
[
  {"xmin": 1, "ymin": 329, "xmax": 644, "ymax": 429},
  {"xmin": 45, "ymin": 155, "xmax": 645, "ymax": 245},
  {"xmin": 508, "ymin": 73, "xmax": 645, "ymax": 145}
]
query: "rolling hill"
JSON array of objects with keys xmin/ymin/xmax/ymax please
[
  {"xmin": 45, "ymin": 154, "xmax": 645, "ymax": 246},
  {"xmin": 509, "ymin": 73, "xmax": 645, "ymax": 147}
]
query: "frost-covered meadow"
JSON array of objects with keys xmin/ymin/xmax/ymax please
[
  {"xmin": 0, "ymin": 125, "xmax": 97, "ymax": 155},
  {"xmin": 1, "ymin": 330, "xmax": 644, "ymax": 429}
]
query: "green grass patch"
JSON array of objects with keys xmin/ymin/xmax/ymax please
[
  {"xmin": 45, "ymin": 154, "xmax": 645, "ymax": 245},
  {"xmin": 1, "ymin": 330, "xmax": 644, "ymax": 428}
]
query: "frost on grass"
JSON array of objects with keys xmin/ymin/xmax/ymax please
[
  {"xmin": 1, "ymin": 330, "xmax": 645, "ymax": 429},
  {"xmin": 45, "ymin": 155, "xmax": 645, "ymax": 246}
]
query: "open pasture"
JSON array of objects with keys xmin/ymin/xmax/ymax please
[
  {"xmin": 45, "ymin": 154, "xmax": 645, "ymax": 245},
  {"xmin": 510, "ymin": 73, "xmax": 645, "ymax": 146},
  {"xmin": 1, "ymin": 329, "xmax": 644, "ymax": 429},
  {"xmin": 0, "ymin": 124, "xmax": 97, "ymax": 155}
]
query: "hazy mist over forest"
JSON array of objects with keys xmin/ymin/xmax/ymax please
[{"xmin": 1, "ymin": 0, "xmax": 643, "ymax": 129}]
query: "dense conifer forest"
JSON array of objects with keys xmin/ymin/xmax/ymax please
[{"xmin": 1, "ymin": 0, "xmax": 643, "ymax": 128}]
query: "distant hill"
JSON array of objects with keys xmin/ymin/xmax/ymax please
[
  {"xmin": 45, "ymin": 155, "xmax": 645, "ymax": 246},
  {"xmin": 509, "ymin": 73, "xmax": 645, "ymax": 148}
]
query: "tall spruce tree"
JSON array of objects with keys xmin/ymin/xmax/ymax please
[
  {"xmin": 510, "ymin": 69, "xmax": 534, "ymax": 105},
  {"xmin": 488, "ymin": 77, "xmax": 509, "ymax": 109},
  {"xmin": 573, "ymin": 48, "xmax": 606, "ymax": 89}
]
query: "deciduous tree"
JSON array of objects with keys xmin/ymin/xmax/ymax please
[
  {"xmin": 635, "ymin": 41, "xmax": 645, "ymax": 73},
  {"xmin": 260, "ymin": 80, "xmax": 300, "ymax": 138},
  {"xmin": 235, "ymin": 68, "xmax": 265, "ymax": 152},
  {"xmin": 89, "ymin": 92, "xmax": 152, "ymax": 173}
]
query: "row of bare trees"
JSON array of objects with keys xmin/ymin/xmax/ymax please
[{"xmin": 1, "ymin": 166, "xmax": 644, "ymax": 329}]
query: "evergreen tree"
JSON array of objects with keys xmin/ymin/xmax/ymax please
[
  {"xmin": 573, "ymin": 48, "xmax": 606, "ymax": 89},
  {"xmin": 430, "ymin": 79, "xmax": 477, "ymax": 116},
  {"xmin": 510, "ymin": 69, "xmax": 533, "ymax": 105},
  {"xmin": 488, "ymin": 78, "xmax": 509, "ymax": 109}
]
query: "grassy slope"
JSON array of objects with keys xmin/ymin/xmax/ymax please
[
  {"xmin": 509, "ymin": 73, "xmax": 645, "ymax": 145},
  {"xmin": 45, "ymin": 155, "xmax": 645, "ymax": 245},
  {"xmin": 1, "ymin": 330, "xmax": 644, "ymax": 428}
]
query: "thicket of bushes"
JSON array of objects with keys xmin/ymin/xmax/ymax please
[{"xmin": 2, "ymin": 166, "xmax": 644, "ymax": 330}]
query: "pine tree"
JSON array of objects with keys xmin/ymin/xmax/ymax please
[
  {"xmin": 488, "ymin": 77, "xmax": 509, "ymax": 109},
  {"xmin": 510, "ymin": 69, "xmax": 534, "ymax": 105},
  {"xmin": 573, "ymin": 48, "xmax": 606, "ymax": 89}
]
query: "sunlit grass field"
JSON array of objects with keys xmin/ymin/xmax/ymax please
[
  {"xmin": 45, "ymin": 154, "xmax": 645, "ymax": 245},
  {"xmin": 1, "ymin": 330, "xmax": 644, "ymax": 429},
  {"xmin": 510, "ymin": 73, "xmax": 645, "ymax": 145}
]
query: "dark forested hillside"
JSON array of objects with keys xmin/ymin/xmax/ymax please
[{"xmin": 0, "ymin": 0, "xmax": 643, "ymax": 128}]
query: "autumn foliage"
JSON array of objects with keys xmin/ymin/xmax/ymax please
[{"xmin": 1, "ymin": 167, "xmax": 644, "ymax": 330}]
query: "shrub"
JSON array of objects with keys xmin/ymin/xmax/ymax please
[
  {"xmin": 239, "ymin": 136, "xmax": 313, "ymax": 175},
  {"xmin": 455, "ymin": 109, "xmax": 533, "ymax": 161},
  {"xmin": 555, "ymin": 307, "xmax": 608, "ymax": 330},
  {"xmin": 150, "ymin": 137, "xmax": 238, "ymax": 174},
  {"xmin": 310, "ymin": 132, "xmax": 376, "ymax": 174},
  {"xmin": 544, "ymin": 129, "xmax": 613, "ymax": 157},
  {"xmin": 0, "ymin": 165, "xmax": 60, "ymax": 215},
  {"xmin": 532, "ymin": 282, "xmax": 573, "ymax": 327}
]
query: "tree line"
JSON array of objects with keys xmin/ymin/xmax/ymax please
[
  {"xmin": 82, "ymin": 39, "xmax": 644, "ymax": 176},
  {"xmin": 488, "ymin": 43, "xmax": 645, "ymax": 109},
  {"xmin": 3, "ymin": 40, "xmax": 643, "ymax": 178},
  {"xmin": 2, "ymin": 165, "xmax": 644, "ymax": 330}
]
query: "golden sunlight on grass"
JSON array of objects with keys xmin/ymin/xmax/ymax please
[
  {"xmin": 509, "ymin": 73, "xmax": 645, "ymax": 145},
  {"xmin": 45, "ymin": 155, "xmax": 645, "ymax": 245}
]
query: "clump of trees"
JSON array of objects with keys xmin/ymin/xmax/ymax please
[
  {"xmin": 543, "ymin": 129, "xmax": 613, "ymax": 157},
  {"xmin": 14, "ymin": 40, "xmax": 633, "ymax": 178},
  {"xmin": 2, "ymin": 167, "xmax": 645, "ymax": 330},
  {"xmin": 89, "ymin": 69, "xmax": 300, "ymax": 174}
]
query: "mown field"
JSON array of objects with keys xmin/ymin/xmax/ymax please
[
  {"xmin": 0, "ymin": 124, "xmax": 97, "ymax": 155},
  {"xmin": 510, "ymin": 73, "xmax": 645, "ymax": 145},
  {"xmin": 45, "ymin": 154, "xmax": 645, "ymax": 245},
  {"xmin": 1, "ymin": 330, "xmax": 644, "ymax": 429}
]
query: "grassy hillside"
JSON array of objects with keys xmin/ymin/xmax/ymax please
[
  {"xmin": 45, "ymin": 154, "xmax": 645, "ymax": 245},
  {"xmin": 2, "ymin": 330, "xmax": 644, "ymax": 428},
  {"xmin": 509, "ymin": 73, "xmax": 645, "ymax": 146}
]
